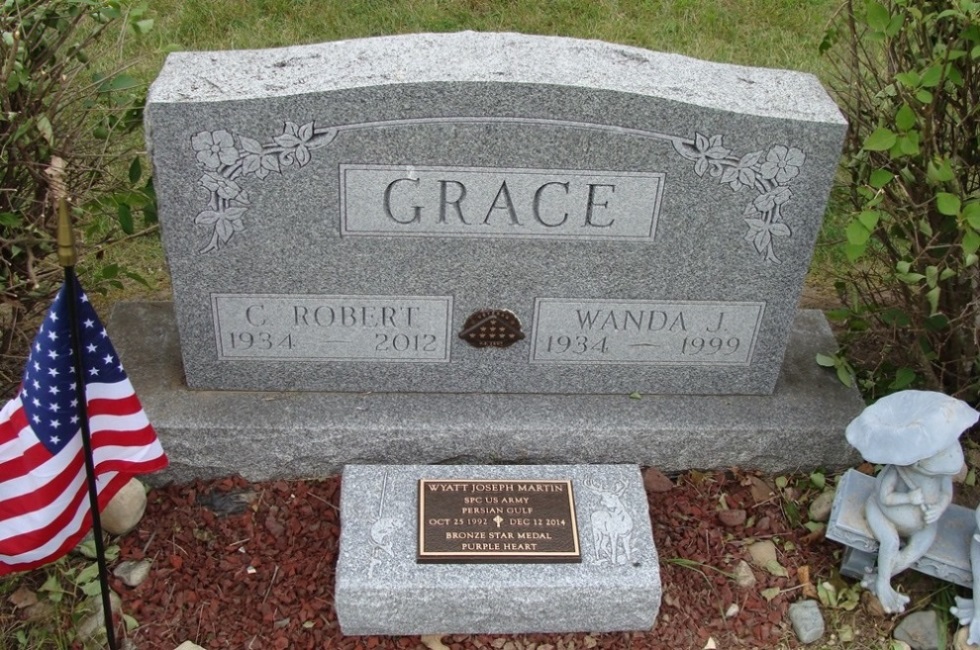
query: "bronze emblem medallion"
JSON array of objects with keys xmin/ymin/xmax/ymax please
[{"xmin": 458, "ymin": 309, "xmax": 525, "ymax": 349}]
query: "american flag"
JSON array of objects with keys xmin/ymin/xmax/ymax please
[{"xmin": 0, "ymin": 276, "xmax": 167, "ymax": 574}]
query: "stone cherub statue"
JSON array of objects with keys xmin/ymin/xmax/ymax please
[{"xmin": 845, "ymin": 390, "xmax": 979, "ymax": 614}]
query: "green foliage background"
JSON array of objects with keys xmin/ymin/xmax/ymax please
[{"xmin": 821, "ymin": 0, "xmax": 980, "ymax": 400}]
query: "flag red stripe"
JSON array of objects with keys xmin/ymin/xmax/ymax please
[
  {"xmin": 1, "ymin": 469, "xmax": 88, "ymax": 554},
  {"xmin": 0, "ymin": 473, "xmax": 131, "ymax": 573},
  {"xmin": 87, "ymin": 393, "xmax": 143, "ymax": 418},
  {"xmin": 0, "ymin": 445, "xmax": 84, "ymax": 521}
]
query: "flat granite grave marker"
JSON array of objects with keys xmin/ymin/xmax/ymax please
[
  {"xmin": 145, "ymin": 31, "xmax": 846, "ymax": 396},
  {"xmin": 335, "ymin": 464, "xmax": 660, "ymax": 635},
  {"xmin": 113, "ymin": 32, "xmax": 864, "ymax": 481}
]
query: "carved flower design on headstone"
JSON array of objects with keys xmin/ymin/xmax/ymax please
[
  {"xmin": 679, "ymin": 133, "xmax": 731, "ymax": 177},
  {"xmin": 673, "ymin": 133, "xmax": 806, "ymax": 262},
  {"xmin": 759, "ymin": 145, "xmax": 805, "ymax": 184},
  {"xmin": 190, "ymin": 121, "xmax": 337, "ymax": 252},
  {"xmin": 195, "ymin": 207, "xmax": 246, "ymax": 247},
  {"xmin": 720, "ymin": 150, "xmax": 763, "ymax": 191},
  {"xmin": 192, "ymin": 130, "xmax": 238, "ymax": 170},
  {"xmin": 200, "ymin": 171, "xmax": 245, "ymax": 201}
]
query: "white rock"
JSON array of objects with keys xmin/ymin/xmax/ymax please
[
  {"xmin": 954, "ymin": 627, "xmax": 980, "ymax": 650},
  {"xmin": 748, "ymin": 540, "xmax": 778, "ymax": 569},
  {"xmin": 101, "ymin": 478, "xmax": 147, "ymax": 536},
  {"xmin": 788, "ymin": 599, "xmax": 825, "ymax": 644},
  {"xmin": 174, "ymin": 643, "xmax": 208, "ymax": 650},
  {"xmin": 733, "ymin": 559, "xmax": 757, "ymax": 588},
  {"xmin": 421, "ymin": 635, "xmax": 450, "ymax": 650},
  {"xmin": 113, "ymin": 559, "xmax": 152, "ymax": 588},
  {"xmin": 808, "ymin": 490, "xmax": 835, "ymax": 522}
]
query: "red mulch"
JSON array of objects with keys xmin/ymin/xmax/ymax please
[{"xmin": 111, "ymin": 469, "xmax": 845, "ymax": 650}]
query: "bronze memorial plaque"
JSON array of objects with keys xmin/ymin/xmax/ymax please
[{"xmin": 417, "ymin": 479, "xmax": 580, "ymax": 563}]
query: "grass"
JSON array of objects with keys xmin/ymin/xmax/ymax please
[
  {"xmin": 123, "ymin": 0, "xmax": 844, "ymax": 107},
  {"xmin": 132, "ymin": 0, "xmax": 838, "ymax": 77}
]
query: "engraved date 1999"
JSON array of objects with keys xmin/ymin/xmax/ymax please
[{"xmin": 680, "ymin": 336, "xmax": 741, "ymax": 355}]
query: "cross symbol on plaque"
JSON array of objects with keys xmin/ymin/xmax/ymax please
[{"xmin": 493, "ymin": 515, "xmax": 504, "ymax": 528}]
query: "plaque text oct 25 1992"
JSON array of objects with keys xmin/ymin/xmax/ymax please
[{"xmin": 417, "ymin": 479, "xmax": 581, "ymax": 563}]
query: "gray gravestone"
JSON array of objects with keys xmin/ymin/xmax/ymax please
[
  {"xmin": 119, "ymin": 33, "xmax": 864, "ymax": 481},
  {"xmin": 335, "ymin": 464, "xmax": 660, "ymax": 635},
  {"xmin": 145, "ymin": 31, "xmax": 846, "ymax": 396}
]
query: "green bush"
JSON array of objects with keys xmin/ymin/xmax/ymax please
[
  {"xmin": 823, "ymin": 0, "xmax": 980, "ymax": 400},
  {"xmin": 0, "ymin": 0, "xmax": 155, "ymax": 386}
]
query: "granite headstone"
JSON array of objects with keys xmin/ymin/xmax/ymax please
[
  {"xmin": 116, "ymin": 32, "xmax": 863, "ymax": 481},
  {"xmin": 145, "ymin": 31, "xmax": 847, "ymax": 396}
]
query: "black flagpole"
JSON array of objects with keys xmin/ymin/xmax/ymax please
[{"xmin": 57, "ymin": 199, "xmax": 119, "ymax": 650}]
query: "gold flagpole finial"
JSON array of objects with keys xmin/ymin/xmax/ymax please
[{"xmin": 57, "ymin": 198, "xmax": 76, "ymax": 268}]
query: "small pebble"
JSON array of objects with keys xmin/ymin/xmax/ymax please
[
  {"xmin": 724, "ymin": 603, "xmax": 739, "ymax": 619},
  {"xmin": 747, "ymin": 540, "xmax": 777, "ymax": 569},
  {"xmin": 113, "ymin": 559, "xmax": 152, "ymax": 588},
  {"xmin": 732, "ymin": 560, "xmax": 757, "ymax": 589},
  {"xmin": 718, "ymin": 509, "xmax": 746, "ymax": 527},
  {"xmin": 421, "ymin": 635, "xmax": 450, "ymax": 650},
  {"xmin": 894, "ymin": 610, "xmax": 940, "ymax": 650},
  {"xmin": 788, "ymin": 599, "xmax": 825, "ymax": 644},
  {"xmin": 955, "ymin": 627, "xmax": 980, "ymax": 650},
  {"xmin": 174, "ymin": 643, "xmax": 207, "ymax": 650},
  {"xmin": 807, "ymin": 490, "xmax": 835, "ymax": 522},
  {"xmin": 643, "ymin": 467, "xmax": 674, "ymax": 493}
]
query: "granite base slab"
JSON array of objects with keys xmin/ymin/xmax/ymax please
[
  {"xmin": 335, "ymin": 464, "xmax": 659, "ymax": 635},
  {"xmin": 826, "ymin": 469, "xmax": 975, "ymax": 587},
  {"xmin": 109, "ymin": 302, "xmax": 863, "ymax": 484}
]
